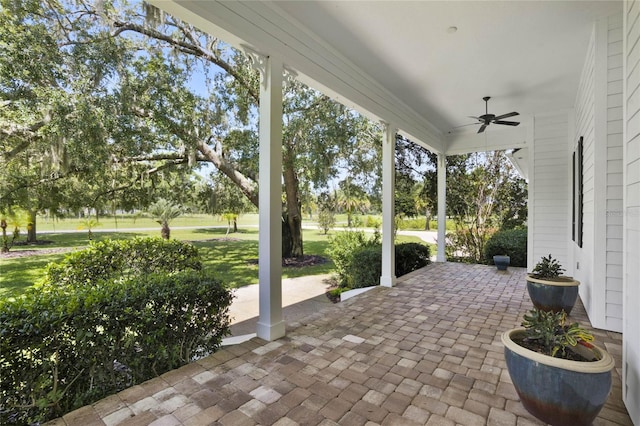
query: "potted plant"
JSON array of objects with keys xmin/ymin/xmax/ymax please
[
  {"xmin": 527, "ymin": 254, "xmax": 579, "ymax": 314},
  {"xmin": 493, "ymin": 254, "xmax": 510, "ymax": 271},
  {"xmin": 502, "ymin": 309, "xmax": 614, "ymax": 426}
]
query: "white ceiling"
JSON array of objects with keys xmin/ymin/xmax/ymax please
[
  {"xmin": 154, "ymin": 0, "xmax": 622, "ymax": 152},
  {"xmin": 278, "ymin": 1, "xmax": 618, "ymax": 131}
]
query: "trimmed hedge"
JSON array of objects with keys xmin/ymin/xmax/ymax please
[
  {"xmin": 347, "ymin": 242, "xmax": 431, "ymax": 289},
  {"xmin": 395, "ymin": 243, "xmax": 431, "ymax": 276},
  {"xmin": 483, "ymin": 228, "xmax": 528, "ymax": 267},
  {"xmin": 0, "ymin": 239, "xmax": 232, "ymax": 425},
  {"xmin": 40, "ymin": 237, "xmax": 202, "ymax": 288},
  {"xmin": 349, "ymin": 246, "xmax": 383, "ymax": 289},
  {"xmin": 327, "ymin": 230, "xmax": 381, "ymax": 288}
]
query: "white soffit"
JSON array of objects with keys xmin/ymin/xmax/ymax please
[{"xmin": 151, "ymin": 1, "xmax": 621, "ymax": 154}]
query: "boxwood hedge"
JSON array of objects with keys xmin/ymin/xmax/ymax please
[
  {"xmin": 40, "ymin": 237, "xmax": 202, "ymax": 288},
  {"xmin": 483, "ymin": 228, "xmax": 528, "ymax": 267},
  {"xmin": 0, "ymin": 238, "xmax": 232, "ymax": 425},
  {"xmin": 347, "ymin": 242, "xmax": 431, "ymax": 289}
]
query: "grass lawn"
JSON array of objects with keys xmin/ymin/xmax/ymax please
[
  {"xmin": 36, "ymin": 213, "xmax": 260, "ymax": 232},
  {"xmin": 0, "ymin": 227, "xmax": 337, "ymax": 297},
  {"xmin": 0, "ymin": 224, "xmax": 430, "ymax": 298}
]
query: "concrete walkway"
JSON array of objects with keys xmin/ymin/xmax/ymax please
[
  {"xmin": 226, "ymin": 274, "xmax": 334, "ymax": 340},
  {"xmin": 50, "ymin": 263, "xmax": 631, "ymax": 426}
]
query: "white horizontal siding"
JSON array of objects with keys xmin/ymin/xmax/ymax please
[
  {"xmin": 623, "ymin": 0, "xmax": 640, "ymax": 422},
  {"xmin": 574, "ymin": 23, "xmax": 596, "ymax": 318},
  {"xmin": 571, "ymin": 12, "xmax": 625, "ymax": 332},
  {"xmin": 606, "ymin": 12, "xmax": 624, "ymax": 332},
  {"xmin": 530, "ymin": 113, "xmax": 571, "ymax": 270}
]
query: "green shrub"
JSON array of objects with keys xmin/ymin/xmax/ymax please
[
  {"xmin": 327, "ymin": 230, "xmax": 380, "ymax": 287},
  {"xmin": 40, "ymin": 237, "xmax": 202, "ymax": 288},
  {"xmin": 349, "ymin": 246, "xmax": 383, "ymax": 288},
  {"xmin": 395, "ymin": 243, "xmax": 431, "ymax": 276},
  {"xmin": 365, "ymin": 215, "xmax": 381, "ymax": 229},
  {"xmin": 342, "ymin": 242, "xmax": 431, "ymax": 289},
  {"xmin": 0, "ymin": 272, "xmax": 232, "ymax": 425},
  {"xmin": 396, "ymin": 217, "xmax": 427, "ymax": 230},
  {"xmin": 483, "ymin": 228, "xmax": 528, "ymax": 267},
  {"xmin": 317, "ymin": 208, "xmax": 335, "ymax": 235},
  {"xmin": 1, "ymin": 238, "xmax": 230, "ymax": 424}
]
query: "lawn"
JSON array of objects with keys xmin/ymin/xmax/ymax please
[
  {"xmin": 0, "ymin": 224, "xmax": 429, "ymax": 298},
  {"xmin": 35, "ymin": 213, "xmax": 259, "ymax": 233},
  {"xmin": 0, "ymin": 227, "xmax": 337, "ymax": 297}
]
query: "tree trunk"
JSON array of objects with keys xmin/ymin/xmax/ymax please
[
  {"xmin": 199, "ymin": 138, "xmax": 303, "ymax": 257},
  {"xmin": 27, "ymin": 210, "xmax": 37, "ymax": 243},
  {"xmin": 424, "ymin": 208, "xmax": 431, "ymax": 231},
  {"xmin": 282, "ymin": 213, "xmax": 293, "ymax": 258},
  {"xmin": 197, "ymin": 141, "xmax": 259, "ymax": 207},
  {"xmin": 283, "ymin": 154, "xmax": 303, "ymax": 258},
  {"xmin": 161, "ymin": 222, "xmax": 170, "ymax": 240},
  {"xmin": 233, "ymin": 218, "xmax": 238, "ymax": 233},
  {"xmin": 1, "ymin": 219, "xmax": 8, "ymax": 253}
]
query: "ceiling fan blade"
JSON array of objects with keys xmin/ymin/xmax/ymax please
[
  {"xmin": 468, "ymin": 116, "xmax": 482, "ymax": 121},
  {"xmin": 477, "ymin": 124, "xmax": 487, "ymax": 133},
  {"xmin": 451, "ymin": 122, "xmax": 479, "ymax": 130},
  {"xmin": 494, "ymin": 111, "xmax": 519, "ymax": 120},
  {"xmin": 494, "ymin": 120, "xmax": 520, "ymax": 126}
]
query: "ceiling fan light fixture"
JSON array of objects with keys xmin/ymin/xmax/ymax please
[{"xmin": 472, "ymin": 97, "xmax": 520, "ymax": 133}]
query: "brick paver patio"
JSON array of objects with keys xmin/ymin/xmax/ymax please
[{"xmin": 49, "ymin": 262, "xmax": 632, "ymax": 425}]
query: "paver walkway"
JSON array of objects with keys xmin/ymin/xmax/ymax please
[{"xmin": 49, "ymin": 262, "xmax": 632, "ymax": 426}]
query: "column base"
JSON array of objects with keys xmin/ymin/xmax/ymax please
[
  {"xmin": 256, "ymin": 320, "xmax": 285, "ymax": 341},
  {"xmin": 380, "ymin": 275, "xmax": 396, "ymax": 288}
]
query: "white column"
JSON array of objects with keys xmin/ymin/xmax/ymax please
[
  {"xmin": 437, "ymin": 153, "xmax": 447, "ymax": 262},
  {"xmin": 247, "ymin": 50, "xmax": 285, "ymax": 341},
  {"xmin": 380, "ymin": 122, "xmax": 396, "ymax": 287}
]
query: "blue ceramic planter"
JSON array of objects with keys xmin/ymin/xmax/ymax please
[
  {"xmin": 502, "ymin": 329, "xmax": 614, "ymax": 426},
  {"xmin": 526, "ymin": 275, "xmax": 579, "ymax": 314},
  {"xmin": 493, "ymin": 255, "xmax": 510, "ymax": 271}
]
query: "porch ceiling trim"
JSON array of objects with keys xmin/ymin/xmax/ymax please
[{"xmin": 148, "ymin": 0, "xmax": 445, "ymax": 153}]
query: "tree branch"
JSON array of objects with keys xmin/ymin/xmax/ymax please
[
  {"xmin": 197, "ymin": 140, "xmax": 259, "ymax": 207},
  {"xmin": 283, "ymin": 94, "xmax": 330, "ymax": 115},
  {"xmin": 0, "ymin": 172, "xmax": 69, "ymax": 201},
  {"xmin": 90, "ymin": 159, "xmax": 189, "ymax": 206},
  {"xmin": 1, "ymin": 116, "xmax": 52, "ymax": 160},
  {"xmin": 111, "ymin": 20, "xmax": 259, "ymax": 104}
]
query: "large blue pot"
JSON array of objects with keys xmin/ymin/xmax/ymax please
[
  {"xmin": 526, "ymin": 275, "xmax": 580, "ymax": 314},
  {"xmin": 502, "ymin": 328, "xmax": 614, "ymax": 426}
]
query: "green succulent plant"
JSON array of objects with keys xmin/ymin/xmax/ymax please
[
  {"xmin": 530, "ymin": 254, "xmax": 565, "ymax": 279},
  {"xmin": 521, "ymin": 309, "xmax": 594, "ymax": 358}
]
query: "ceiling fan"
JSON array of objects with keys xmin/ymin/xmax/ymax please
[{"xmin": 469, "ymin": 96, "xmax": 520, "ymax": 133}]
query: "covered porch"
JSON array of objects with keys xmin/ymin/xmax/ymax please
[{"xmin": 51, "ymin": 263, "xmax": 631, "ymax": 425}]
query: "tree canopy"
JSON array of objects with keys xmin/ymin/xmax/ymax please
[{"xmin": 0, "ymin": 0, "xmax": 380, "ymax": 254}]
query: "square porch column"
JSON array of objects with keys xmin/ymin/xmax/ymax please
[
  {"xmin": 247, "ymin": 50, "xmax": 285, "ymax": 341},
  {"xmin": 437, "ymin": 153, "xmax": 447, "ymax": 262},
  {"xmin": 380, "ymin": 122, "xmax": 396, "ymax": 287}
]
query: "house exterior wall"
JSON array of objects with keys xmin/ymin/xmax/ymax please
[
  {"xmin": 572, "ymin": 13, "xmax": 624, "ymax": 332},
  {"xmin": 574, "ymin": 25, "xmax": 596, "ymax": 318},
  {"xmin": 528, "ymin": 111, "xmax": 572, "ymax": 271},
  {"xmin": 604, "ymin": 14, "xmax": 625, "ymax": 332},
  {"xmin": 623, "ymin": 0, "xmax": 640, "ymax": 422}
]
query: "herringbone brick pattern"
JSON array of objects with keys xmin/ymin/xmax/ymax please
[{"xmin": 49, "ymin": 263, "xmax": 632, "ymax": 425}]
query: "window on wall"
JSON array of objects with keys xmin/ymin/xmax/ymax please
[{"xmin": 573, "ymin": 137, "xmax": 584, "ymax": 248}]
